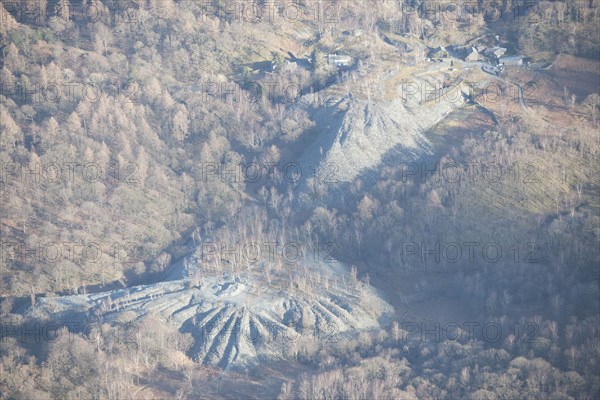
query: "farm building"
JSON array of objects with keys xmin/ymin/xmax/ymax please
[
  {"xmin": 484, "ymin": 46, "xmax": 507, "ymax": 59},
  {"xmin": 464, "ymin": 47, "xmax": 481, "ymax": 62},
  {"xmin": 328, "ymin": 54, "xmax": 353, "ymax": 67},
  {"xmin": 498, "ymin": 55, "xmax": 524, "ymax": 66}
]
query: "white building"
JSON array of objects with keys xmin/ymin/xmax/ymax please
[{"xmin": 328, "ymin": 54, "xmax": 353, "ymax": 67}]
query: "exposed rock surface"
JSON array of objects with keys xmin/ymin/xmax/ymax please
[
  {"xmin": 26, "ymin": 260, "xmax": 393, "ymax": 368},
  {"xmin": 295, "ymin": 76, "xmax": 465, "ymax": 205}
]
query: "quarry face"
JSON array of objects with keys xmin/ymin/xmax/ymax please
[
  {"xmin": 294, "ymin": 74, "xmax": 465, "ymax": 207},
  {"xmin": 26, "ymin": 258, "xmax": 393, "ymax": 368}
]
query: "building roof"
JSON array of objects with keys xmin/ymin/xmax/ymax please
[
  {"xmin": 499, "ymin": 55, "xmax": 523, "ymax": 61},
  {"xmin": 498, "ymin": 55, "xmax": 524, "ymax": 65},
  {"xmin": 465, "ymin": 48, "xmax": 480, "ymax": 61},
  {"xmin": 328, "ymin": 54, "xmax": 353, "ymax": 66},
  {"xmin": 484, "ymin": 46, "xmax": 507, "ymax": 58}
]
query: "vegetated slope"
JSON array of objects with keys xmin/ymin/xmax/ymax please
[{"xmin": 25, "ymin": 258, "xmax": 393, "ymax": 368}]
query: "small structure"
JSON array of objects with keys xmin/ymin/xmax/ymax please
[
  {"xmin": 498, "ymin": 55, "xmax": 524, "ymax": 66},
  {"xmin": 429, "ymin": 45, "xmax": 448, "ymax": 59},
  {"xmin": 283, "ymin": 60, "xmax": 297, "ymax": 72},
  {"xmin": 484, "ymin": 46, "xmax": 507, "ymax": 59},
  {"xmin": 464, "ymin": 47, "xmax": 481, "ymax": 62},
  {"xmin": 328, "ymin": 54, "xmax": 353, "ymax": 67},
  {"xmin": 341, "ymin": 29, "xmax": 363, "ymax": 37}
]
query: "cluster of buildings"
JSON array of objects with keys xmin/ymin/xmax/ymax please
[
  {"xmin": 461, "ymin": 45, "xmax": 524, "ymax": 66},
  {"xmin": 270, "ymin": 52, "xmax": 354, "ymax": 72},
  {"xmin": 429, "ymin": 33, "xmax": 525, "ymax": 70}
]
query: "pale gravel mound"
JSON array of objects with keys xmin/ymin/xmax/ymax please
[
  {"xmin": 26, "ymin": 260, "xmax": 393, "ymax": 368},
  {"xmin": 295, "ymin": 76, "xmax": 465, "ymax": 204}
]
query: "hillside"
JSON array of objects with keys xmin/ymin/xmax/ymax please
[{"xmin": 1, "ymin": 0, "xmax": 599, "ymax": 399}]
